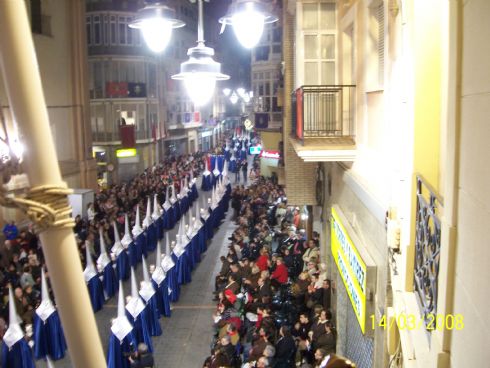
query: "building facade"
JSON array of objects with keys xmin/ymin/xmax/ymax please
[
  {"xmin": 85, "ymin": 0, "xmax": 164, "ymax": 184},
  {"xmin": 282, "ymin": 0, "xmax": 490, "ymax": 367}
]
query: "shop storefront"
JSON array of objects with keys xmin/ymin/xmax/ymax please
[{"xmin": 330, "ymin": 205, "xmax": 377, "ymax": 368}]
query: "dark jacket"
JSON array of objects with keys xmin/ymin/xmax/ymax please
[{"xmin": 274, "ymin": 335, "xmax": 296, "ymax": 367}]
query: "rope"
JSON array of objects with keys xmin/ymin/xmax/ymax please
[{"xmin": 0, "ymin": 184, "xmax": 75, "ymax": 232}]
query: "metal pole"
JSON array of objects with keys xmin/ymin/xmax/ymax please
[
  {"xmin": 0, "ymin": 2, "xmax": 106, "ymax": 367},
  {"xmin": 197, "ymin": 0, "xmax": 204, "ymax": 43}
]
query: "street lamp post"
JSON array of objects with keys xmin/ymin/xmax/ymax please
[{"xmin": 0, "ymin": 2, "xmax": 105, "ymax": 367}]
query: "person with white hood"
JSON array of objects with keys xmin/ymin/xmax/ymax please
[
  {"xmin": 162, "ymin": 185, "xmax": 173, "ymax": 230},
  {"xmin": 142, "ymin": 198, "xmax": 157, "ymax": 252},
  {"xmin": 98, "ymin": 228, "xmax": 118, "ymax": 299},
  {"xmin": 1, "ymin": 287, "xmax": 35, "ymax": 368},
  {"xmin": 121, "ymin": 214, "xmax": 136, "ymax": 268},
  {"xmin": 112, "ymin": 221, "xmax": 130, "ymax": 281},
  {"xmin": 132, "ymin": 205, "xmax": 146, "ymax": 264},
  {"xmin": 201, "ymin": 159, "xmax": 212, "ymax": 191},
  {"xmin": 139, "ymin": 256, "xmax": 162, "ymax": 337},
  {"xmin": 151, "ymin": 238, "xmax": 171, "ymax": 317},
  {"xmin": 162, "ymin": 233, "xmax": 179, "ymax": 303},
  {"xmin": 152, "ymin": 194, "xmax": 164, "ymax": 240},
  {"xmin": 172, "ymin": 219, "xmax": 192, "ymax": 285},
  {"xmin": 107, "ymin": 282, "xmax": 137, "ymax": 368},
  {"xmin": 33, "ymin": 269, "xmax": 67, "ymax": 361},
  {"xmin": 84, "ymin": 243, "xmax": 105, "ymax": 312},
  {"xmin": 126, "ymin": 268, "xmax": 153, "ymax": 353}
]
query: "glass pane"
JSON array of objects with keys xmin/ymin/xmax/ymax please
[
  {"xmin": 302, "ymin": 3, "xmax": 318, "ymax": 30},
  {"xmin": 305, "ymin": 62, "xmax": 318, "ymax": 85},
  {"xmin": 321, "ymin": 62, "xmax": 335, "ymax": 84},
  {"xmin": 321, "ymin": 35, "xmax": 335, "ymax": 59},
  {"xmin": 320, "ymin": 3, "xmax": 336, "ymax": 30},
  {"xmin": 304, "ymin": 35, "xmax": 318, "ymax": 59}
]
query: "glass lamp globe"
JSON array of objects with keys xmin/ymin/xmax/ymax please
[
  {"xmin": 141, "ymin": 18, "xmax": 173, "ymax": 53},
  {"xmin": 184, "ymin": 74, "xmax": 217, "ymax": 107},
  {"xmin": 220, "ymin": 0, "xmax": 278, "ymax": 49},
  {"xmin": 129, "ymin": 3, "xmax": 185, "ymax": 53},
  {"xmin": 232, "ymin": 9, "xmax": 265, "ymax": 49}
]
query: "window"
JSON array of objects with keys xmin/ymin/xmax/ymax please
[
  {"xmin": 93, "ymin": 15, "xmax": 101, "ymax": 45},
  {"xmin": 299, "ymin": 1, "xmax": 337, "ymax": 85},
  {"xmin": 255, "ymin": 46, "xmax": 270, "ymax": 62},
  {"xmin": 118, "ymin": 16, "xmax": 127, "ymax": 44},
  {"xmin": 103, "ymin": 15, "xmax": 109, "ymax": 45},
  {"xmin": 30, "ymin": 0, "xmax": 51, "ymax": 36},
  {"xmin": 110, "ymin": 16, "xmax": 117, "ymax": 45},
  {"xmin": 86, "ymin": 16, "xmax": 92, "ymax": 45},
  {"xmin": 366, "ymin": 0, "xmax": 384, "ymax": 88}
]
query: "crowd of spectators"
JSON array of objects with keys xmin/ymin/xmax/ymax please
[{"xmin": 204, "ymin": 174, "xmax": 356, "ymax": 368}]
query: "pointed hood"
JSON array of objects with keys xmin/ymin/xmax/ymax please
[
  {"xmin": 41, "ymin": 268, "xmax": 50, "ymax": 303},
  {"xmin": 141, "ymin": 256, "xmax": 150, "ymax": 284},
  {"xmin": 117, "ymin": 281, "xmax": 126, "ymax": 319},
  {"xmin": 143, "ymin": 198, "xmax": 152, "ymax": 229},
  {"xmin": 130, "ymin": 267, "xmax": 139, "ymax": 300},
  {"xmin": 223, "ymin": 160, "xmax": 229, "ymax": 177},
  {"xmin": 165, "ymin": 232, "xmax": 171, "ymax": 256},
  {"xmin": 156, "ymin": 238, "xmax": 163, "ymax": 264},
  {"xmin": 194, "ymin": 204, "xmax": 203, "ymax": 230},
  {"xmin": 83, "ymin": 244, "xmax": 97, "ymax": 282},
  {"xmin": 111, "ymin": 281, "xmax": 133, "ymax": 341},
  {"xmin": 177, "ymin": 217, "xmax": 186, "ymax": 244},
  {"xmin": 230, "ymin": 152, "xmax": 236, "ymax": 161},
  {"xmin": 3, "ymin": 287, "xmax": 24, "ymax": 348},
  {"xmin": 37, "ymin": 269, "xmax": 56, "ymax": 321},
  {"xmin": 111, "ymin": 222, "xmax": 124, "ymax": 255},
  {"xmin": 139, "ymin": 256, "xmax": 155, "ymax": 302},
  {"xmin": 97, "ymin": 228, "xmax": 111, "ymax": 269},
  {"xmin": 187, "ymin": 210, "xmax": 194, "ymax": 237},
  {"xmin": 121, "ymin": 214, "xmax": 132, "ymax": 247},
  {"xmin": 203, "ymin": 159, "xmax": 210, "ymax": 176},
  {"xmin": 170, "ymin": 184, "xmax": 177, "ymax": 204},
  {"xmin": 132, "ymin": 205, "xmax": 143, "ymax": 236},
  {"xmin": 152, "ymin": 194, "xmax": 160, "ymax": 220},
  {"xmin": 152, "ymin": 239, "xmax": 166, "ymax": 285},
  {"xmin": 179, "ymin": 179, "xmax": 186, "ymax": 198},
  {"xmin": 163, "ymin": 185, "xmax": 171, "ymax": 210}
]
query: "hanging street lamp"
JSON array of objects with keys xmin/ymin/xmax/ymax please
[
  {"xmin": 219, "ymin": 0, "xmax": 278, "ymax": 49},
  {"xmin": 129, "ymin": 2, "xmax": 185, "ymax": 53},
  {"xmin": 172, "ymin": 0, "xmax": 229, "ymax": 106}
]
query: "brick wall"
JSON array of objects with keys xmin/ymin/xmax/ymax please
[{"xmin": 282, "ymin": 2, "xmax": 317, "ymax": 206}]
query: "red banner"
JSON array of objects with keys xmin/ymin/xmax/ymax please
[
  {"xmin": 106, "ymin": 82, "xmax": 128, "ymax": 98},
  {"xmin": 120, "ymin": 125, "xmax": 135, "ymax": 148}
]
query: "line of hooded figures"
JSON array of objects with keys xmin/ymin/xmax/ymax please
[{"xmin": 0, "ymin": 150, "xmax": 244, "ymax": 368}]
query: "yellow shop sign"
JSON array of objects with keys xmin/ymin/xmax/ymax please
[{"xmin": 331, "ymin": 207, "xmax": 368, "ymax": 333}]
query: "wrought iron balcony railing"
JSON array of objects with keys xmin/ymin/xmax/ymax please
[
  {"xmin": 291, "ymin": 85, "xmax": 355, "ymax": 142},
  {"xmin": 414, "ymin": 175, "xmax": 443, "ymax": 331}
]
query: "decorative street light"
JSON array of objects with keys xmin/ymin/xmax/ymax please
[
  {"xmin": 129, "ymin": 2, "xmax": 185, "ymax": 53},
  {"xmin": 172, "ymin": 0, "xmax": 229, "ymax": 106},
  {"xmin": 219, "ymin": 0, "xmax": 278, "ymax": 49},
  {"xmin": 223, "ymin": 87, "xmax": 253, "ymax": 105},
  {"xmin": 229, "ymin": 92, "xmax": 239, "ymax": 104}
]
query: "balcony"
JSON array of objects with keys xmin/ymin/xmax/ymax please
[{"xmin": 289, "ymin": 85, "xmax": 356, "ymax": 162}]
